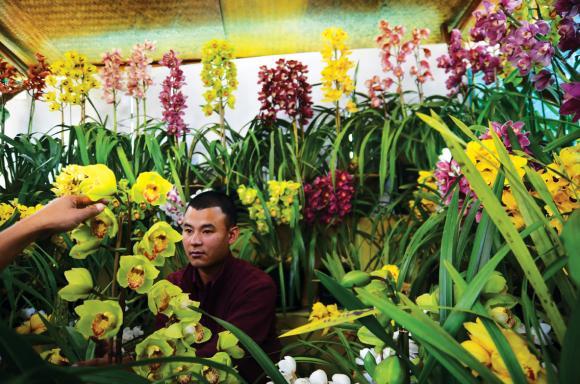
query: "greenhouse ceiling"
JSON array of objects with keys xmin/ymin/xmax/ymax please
[{"xmin": 0, "ymin": 0, "xmax": 479, "ymax": 69}]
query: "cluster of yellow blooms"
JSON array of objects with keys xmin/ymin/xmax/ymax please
[
  {"xmin": 16, "ymin": 312, "xmax": 49, "ymax": 335},
  {"xmin": 467, "ymin": 139, "xmax": 529, "ymax": 229},
  {"xmin": 465, "ymin": 139, "xmax": 528, "ymax": 187},
  {"xmin": 309, "ymin": 301, "xmax": 340, "ymax": 322},
  {"xmin": 237, "ymin": 180, "xmax": 301, "ymax": 234},
  {"xmin": 461, "ymin": 318, "xmax": 544, "ymax": 383},
  {"xmin": 414, "ymin": 141, "xmax": 578, "ymax": 232},
  {"xmin": 200, "ymin": 39, "xmax": 238, "ymax": 116},
  {"xmin": 0, "ymin": 199, "xmax": 44, "ymax": 226},
  {"xmin": 539, "ymin": 144, "xmax": 579, "ymax": 232},
  {"xmin": 51, "ymin": 164, "xmax": 116, "ymax": 202},
  {"xmin": 320, "ymin": 27, "xmax": 356, "ymax": 111},
  {"xmin": 44, "ymin": 51, "xmax": 100, "ymax": 112}
]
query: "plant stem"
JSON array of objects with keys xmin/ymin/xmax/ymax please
[
  {"xmin": 27, "ymin": 95, "xmax": 35, "ymax": 135},
  {"xmin": 115, "ymin": 288, "xmax": 126, "ymax": 363},
  {"xmin": 292, "ymin": 118, "xmax": 300, "ymax": 161},
  {"xmin": 135, "ymin": 98, "xmax": 140, "ymax": 136},
  {"xmin": 185, "ymin": 133, "xmax": 196, "ymax": 199},
  {"xmin": 80, "ymin": 98, "xmax": 86, "ymax": 125},
  {"xmin": 335, "ymin": 101, "xmax": 341, "ymax": 134},
  {"xmin": 142, "ymin": 96, "xmax": 147, "ymax": 128},
  {"xmin": 111, "ymin": 214, "xmax": 125, "ymax": 297},
  {"xmin": 219, "ymin": 101, "xmax": 225, "ymax": 147},
  {"xmin": 60, "ymin": 106, "xmax": 65, "ymax": 143},
  {"xmin": 113, "ymin": 90, "xmax": 118, "ymax": 134},
  {"xmin": 0, "ymin": 95, "xmax": 5, "ymax": 139}
]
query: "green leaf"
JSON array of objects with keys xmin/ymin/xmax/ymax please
[
  {"xmin": 116, "ymin": 146, "xmax": 136, "ymax": 184},
  {"xmin": 439, "ymin": 190, "xmax": 459, "ymax": 323},
  {"xmin": 315, "ymin": 271, "xmax": 397, "ymax": 350},
  {"xmin": 0, "ymin": 321, "xmax": 45, "ymax": 373},
  {"xmin": 73, "ymin": 125, "xmax": 90, "ymax": 165},
  {"xmin": 562, "ymin": 209, "xmax": 580, "ymax": 285},
  {"xmin": 356, "ymin": 290, "xmax": 501, "ymax": 383},
  {"xmin": 559, "ymin": 289, "xmax": 580, "ymax": 384},
  {"xmin": 417, "ymin": 111, "xmax": 566, "ymax": 344}
]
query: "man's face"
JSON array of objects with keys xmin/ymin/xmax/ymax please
[{"xmin": 181, "ymin": 206, "xmax": 239, "ymax": 269}]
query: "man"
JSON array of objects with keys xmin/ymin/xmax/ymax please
[
  {"xmin": 162, "ymin": 190, "xmax": 280, "ymax": 383},
  {"xmin": 0, "ymin": 196, "xmax": 105, "ymax": 271}
]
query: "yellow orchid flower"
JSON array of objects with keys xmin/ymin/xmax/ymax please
[
  {"xmin": 147, "ymin": 280, "xmax": 183, "ymax": 316},
  {"xmin": 133, "ymin": 221, "xmax": 182, "ymax": 266},
  {"xmin": 131, "ymin": 172, "xmax": 173, "ymax": 206},
  {"xmin": 70, "ymin": 207, "xmax": 118, "ymax": 259},
  {"xmin": 40, "ymin": 348, "xmax": 70, "ymax": 366},
  {"xmin": 74, "ymin": 300, "xmax": 122, "ymax": 340},
  {"xmin": 117, "ymin": 255, "xmax": 160, "ymax": 293},
  {"xmin": 134, "ymin": 335, "xmax": 175, "ymax": 379},
  {"xmin": 15, "ymin": 313, "xmax": 50, "ymax": 335},
  {"xmin": 58, "ymin": 268, "xmax": 94, "ymax": 302},
  {"xmin": 461, "ymin": 317, "xmax": 543, "ymax": 382}
]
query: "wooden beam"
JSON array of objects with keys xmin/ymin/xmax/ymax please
[{"xmin": 443, "ymin": 0, "xmax": 482, "ymax": 40}]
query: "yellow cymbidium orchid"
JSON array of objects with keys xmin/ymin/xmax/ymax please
[
  {"xmin": 74, "ymin": 299, "xmax": 122, "ymax": 340},
  {"xmin": 70, "ymin": 207, "xmax": 118, "ymax": 259},
  {"xmin": 80, "ymin": 164, "xmax": 117, "ymax": 201},
  {"xmin": 133, "ymin": 221, "xmax": 182, "ymax": 266},
  {"xmin": 134, "ymin": 334, "xmax": 175, "ymax": 379},
  {"xmin": 147, "ymin": 280, "xmax": 183, "ymax": 316},
  {"xmin": 58, "ymin": 268, "xmax": 94, "ymax": 302},
  {"xmin": 15, "ymin": 312, "xmax": 50, "ymax": 335},
  {"xmin": 52, "ymin": 164, "xmax": 117, "ymax": 201},
  {"xmin": 461, "ymin": 317, "xmax": 544, "ymax": 383},
  {"xmin": 117, "ymin": 255, "xmax": 160, "ymax": 294},
  {"xmin": 40, "ymin": 348, "xmax": 70, "ymax": 366},
  {"xmin": 131, "ymin": 172, "xmax": 173, "ymax": 206}
]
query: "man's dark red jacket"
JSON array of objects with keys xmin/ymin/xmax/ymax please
[{"xmin": 157, "ymin": 255, "xmax": 281, "ymax": 383}]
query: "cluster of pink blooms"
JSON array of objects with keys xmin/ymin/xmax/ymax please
[
  {"xmin": 479, "ymin": 120, "xmax": 532, "ymax": 154},
  {"xmin": 434, "ymin": 148, "xmax": 472, "ymax": 206},
  {"xmin": 365, "ymin": 75, "xmax": 391, "ymax": 108},
  {"xmin": 101, "ymin": 49, "xmax": 124, "ymax": 104},
  {"xmin": 438, "ymin": 0, "xmax": 562, "ymax": 93},
  {"xmin": 257, "ymin": 58, "xmax": 313, "ymax": 126},
  {"xmin": 436, "ymin": 30, "xmax": 503, "ymax": 95},
  {"xmin": 160, "ymin": 186, "xmax": 186, "ymax": 227},
  {"xmin": 368, "ymin": 21, "xmax": 433, "ymax": 105},
  {"xmin": 376, "ymin": 21, "xmax": 410, "ymax": 94},
  {"xmin": 159, "ymin": 50, "xmax": 188, "ymax": 136},
  {"xmin": 560, "ymin": 82, "xmax": 580, "ymax": 122},
  {"xmin": 500, "ymin": 20, "xmax": 553, "ymax": 76},
  {"xmin": 409, "ymin": 28, "xmax": 434, "ymax": 87},
  {"xmin": 554, "ymin": 0, "xmax": 579, "ymax": 53},
  {"xmin": 126, "ymin": 40, "xmax": 155, "ymax": 99},
  {"xmin": 303, "ymin": 170, "xmax": 355, "ymax": 225}
]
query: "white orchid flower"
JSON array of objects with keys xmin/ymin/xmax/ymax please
[
  {"xmin": 278, "ymin": 356, "xmax": 298, "ymax": 382},
  {"xmin": 309, "ymin": 369, "xmax": 328, "ymax": 384},
  {"xmin": 438, "ymin": 148, "xmax": 452, "ymax": 163},
  {"xmin": 295, "ymin": 379, "xmax": 311, "ymax": 384},
  {"xmin": 515, "ymin": 322, "xmax": 552, "ymax": 345},
  {"xmin": 355, "ymin": 347, "xmax": 380, "ymax": 365},
  {"xmin": 330, "ymin": 373, "xmax": 351, "ymax": 384}
]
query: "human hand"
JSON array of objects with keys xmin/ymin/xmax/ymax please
[{"xmin": 25, "ymin": 196, "xmax": 107, "ymax": 235}]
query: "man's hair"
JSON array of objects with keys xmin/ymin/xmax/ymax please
[{"xmin": 187, "ymin": 190, "xmax": 238, "ymax": 228}]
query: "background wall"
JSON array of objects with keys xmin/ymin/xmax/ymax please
[{"xmin": 4, "ymin": 44, "xmax": 449, "ymax": 137}]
